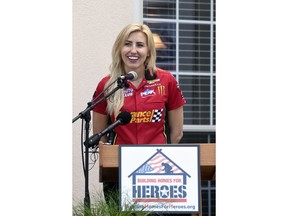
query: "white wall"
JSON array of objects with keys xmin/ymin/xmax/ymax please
[{"xmin": 72, "ymin": 0, "xmax": 142, "ymax": 204}]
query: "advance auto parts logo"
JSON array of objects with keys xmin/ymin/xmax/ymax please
[
  {"xmin": 130, "ymin": 109, "xmax": 163, "ymax": 123},
  {"xmin": 128, "ymin": 149, "xmax": 191, "ymax": 203}
]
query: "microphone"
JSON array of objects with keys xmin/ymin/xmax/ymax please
[
  {"xmin": 88, "ymin": 111, "xmax": 132, "ymax": 148},
  {"xmin": 119, "ymin": 71, "xmax": 138, "ymax": 81}
]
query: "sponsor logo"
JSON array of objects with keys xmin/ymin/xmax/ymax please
[
  {"xmin": 144, "ymin": 83, "xmax": 161, "ymax": 88},
  {"xmin": 157, "ymin": 85, "xmax": 165, "ymax": 96},
  {"xmin": 124, "ymin": 88, "xmax": 133, "ymax": 97},
  {"xmin": 130, "ymin": 109, "xmax": 163, "ymax": 123},
  {"xmin": 147, "ymin": 78, "xmax": 160, "ymax": 84},
  {"xmin": 140, "ymin": 89, "xmax": 156, "ymax": 97}
]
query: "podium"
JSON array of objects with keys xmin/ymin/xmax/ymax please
[
  {"xmin": 99, "ymin": 143, "xmax": 216, "ymax": 215},
  {"xmin": 99, "ymin": 143, "xmax": 215, "ymax": 182}
]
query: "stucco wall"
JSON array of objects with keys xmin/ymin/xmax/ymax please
[{"xmin": 72, "ymin": 0, "xmax": 142, "ymax": 204}]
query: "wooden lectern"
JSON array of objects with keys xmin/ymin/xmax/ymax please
[{"xmin": 99, "ymin": 143, "xmax": 216, "ymax": 216}]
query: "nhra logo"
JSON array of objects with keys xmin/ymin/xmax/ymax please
[{"xmin": 128, "ymin": 149, "xmax": 191, "ymax": 202}]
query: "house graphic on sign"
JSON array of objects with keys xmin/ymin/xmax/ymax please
[
  {"xmin": 128, "ymin": 148, "xmax": 191, "ymax": 184},
  {"xmin": 127, "ymin": 149, "xmax": 191, "ymax": 202}
]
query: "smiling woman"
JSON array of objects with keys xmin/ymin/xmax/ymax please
[
  {"xmin": 121, "ymin": 31, "xmax": 149, "ymax": 88},
  {"xmin": 92, "ymin": 23, "xmax": 185, "ymax": 145},
  {"xmin": 122, "ymin": 32, "xmax": 148, "ymax": 68},
  {"xmin": 91, "ymin": 23, "xmax": 186, "ymax": 203}
]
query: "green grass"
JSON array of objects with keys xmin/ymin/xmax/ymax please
[{"xmin": 72, "ymin": 190, "xmax": 151, "ymax": 216}]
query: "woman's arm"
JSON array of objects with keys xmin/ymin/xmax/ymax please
[
  {"xmin": 168, "ymin": 106, "xmax": 184, "ymax": 144},
  {"xmin": 92, "ymin": 111, "xmax": 109, "ymax": 143}
]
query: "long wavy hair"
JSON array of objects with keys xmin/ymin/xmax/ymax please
[{"xmin": 105, "ymin": 23, "xmax": 157, "ymax": 117}]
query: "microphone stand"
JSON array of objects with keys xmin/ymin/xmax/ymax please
[{"xmin": 72, "ymin": 78, "xmax": 128, "ymax": 214}]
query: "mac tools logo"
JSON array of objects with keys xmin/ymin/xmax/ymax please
[{"xmin": 120, "ymin": 145, "xmax": 200, "ymax": 213}]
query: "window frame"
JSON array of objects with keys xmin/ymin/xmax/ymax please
[{"xmin": 143, "ymin": 0, "xmax": 216, "ymax": 133}]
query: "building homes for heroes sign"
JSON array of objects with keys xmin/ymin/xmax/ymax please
[{"xmin": 119, "ymin": 145, "xmax": 200, "ymax": 214}]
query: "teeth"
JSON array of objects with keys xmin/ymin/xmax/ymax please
[{"xmin": 128, "ymin": 56, "xmax": 138, "ymax": 60}]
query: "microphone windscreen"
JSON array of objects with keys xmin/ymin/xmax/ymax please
[
  {"xmin": 116, "ymin": 111, "xmax": 132, "ymax": 125},
  {"xmin": 128, "ymin": 71, "xmax": 138, "ymax": 81}
]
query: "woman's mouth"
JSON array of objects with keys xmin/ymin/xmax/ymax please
[{"xmin": 128, "ymin": 56, "xmax": 139, "ymax": 61}]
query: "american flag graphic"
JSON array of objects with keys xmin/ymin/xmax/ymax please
[{"xmin": 136, "ymin": 152, "xmax": 182, "ymax": 174}]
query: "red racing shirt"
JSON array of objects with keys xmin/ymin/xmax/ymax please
[{"xmin": 93, "ymin": 68, "xmax": 186, "ymax": 145}]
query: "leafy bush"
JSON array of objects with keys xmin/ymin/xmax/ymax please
[{"xmin": 72, "ymin": 191, "xmax": 151, "ymax": 216}]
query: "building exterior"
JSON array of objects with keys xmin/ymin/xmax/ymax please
[{"xmin": 73, "ymin": 0, "xmax": 215, "ymax": 215}]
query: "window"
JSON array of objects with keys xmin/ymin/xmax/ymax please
[
  {"xmin": 143, "ymin": 0, "xmax": 216, "ymax": 143},
  {"xmin": 143, "ymin": 1, "xmax": 216, "ymax": 215}
]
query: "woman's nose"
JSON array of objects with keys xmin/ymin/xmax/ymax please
[{"xmin": 130, "ymin": 44, "xmax": 137, "ymax": 53}]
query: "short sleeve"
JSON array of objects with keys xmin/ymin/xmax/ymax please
[
  {"xmin": 92, "ymin": 76, "xmax": 110, "ymax": 115},
  {"xmin": 166, "ymin": 73, "xmax": 186, "ymax": 111}
]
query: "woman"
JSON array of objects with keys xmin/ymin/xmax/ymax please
[
  {"xmin": 92, "ymin": 23, "xmax": 186, "ymax": 145},
  {"xmin": 92, "ymin": 23, "xmax": 187, "ymax": 212}
]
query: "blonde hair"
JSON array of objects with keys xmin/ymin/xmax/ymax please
[{"xmin": 105, "ymin": 23, "xmax": 157, "ymax": 116}]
